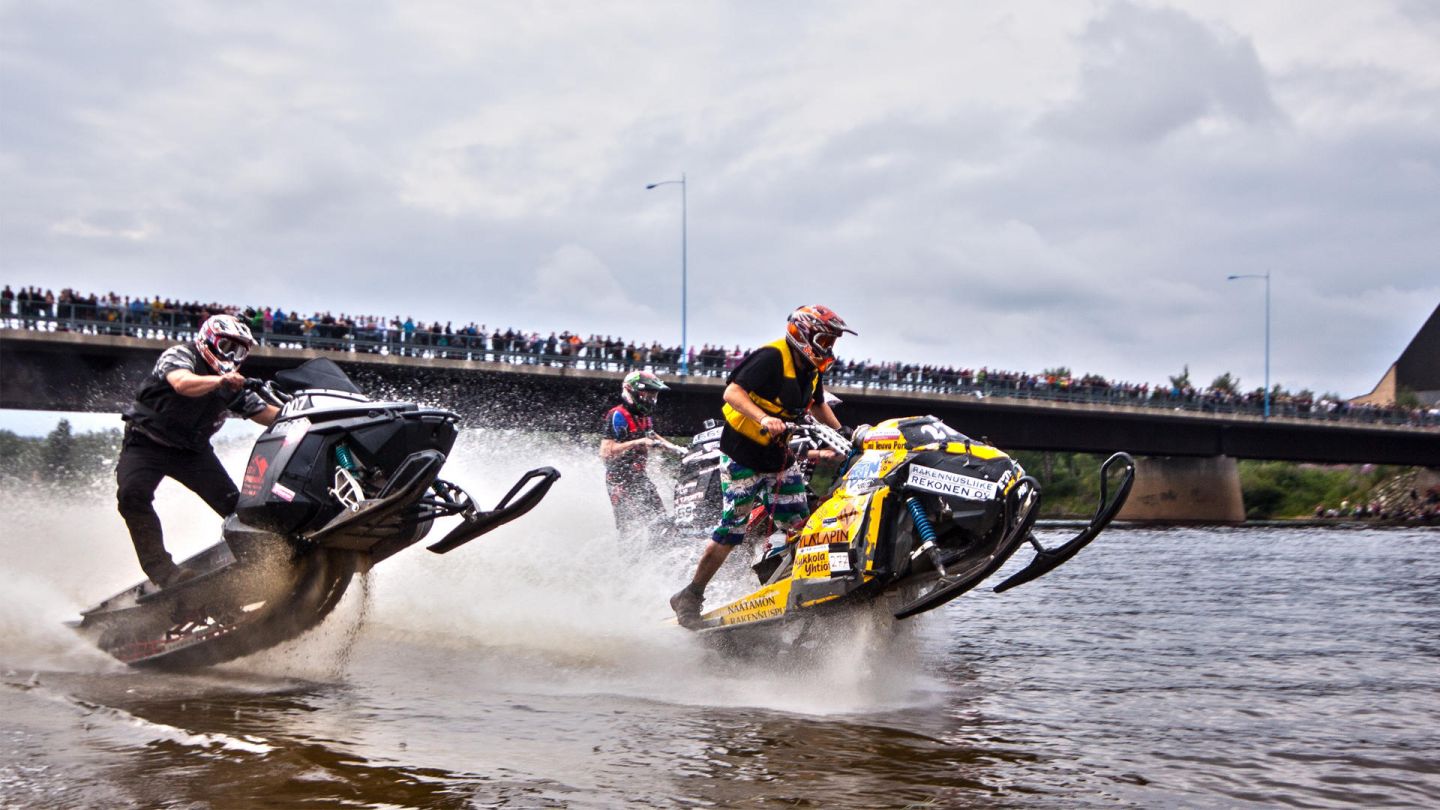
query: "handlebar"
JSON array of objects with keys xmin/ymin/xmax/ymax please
[
  {"xmin": 244, "ymin": 377, "xmax": 292, "ymax": 407},
  {"xmin": 761, "ymin": 417, "xmax": 853, "ymax": 457},
  {"xmin": 645, "ymin": 430, "xmax": 689, "ymax": 456}
]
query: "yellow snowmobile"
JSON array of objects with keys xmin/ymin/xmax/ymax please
[{"xmin": 690, "ymin": 415, "xmax": 1134, "ymax": 634}]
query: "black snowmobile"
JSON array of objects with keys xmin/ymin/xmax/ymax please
[{"xmin": 70, "ymin": 358, "xmax": 560, "ymax": 670}]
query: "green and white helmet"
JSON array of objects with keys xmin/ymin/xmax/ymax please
[{"xmin": 621, "ymin": 370, "xmax": 669, "ymax": 415}]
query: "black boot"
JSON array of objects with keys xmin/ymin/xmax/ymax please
[
  {"xmin": 669, "ymin": 584, "xmax": 705, "ymax": 629},
  {"xmin": 162, "ymin": 566, "xmax": 200, "ymax": 589}
]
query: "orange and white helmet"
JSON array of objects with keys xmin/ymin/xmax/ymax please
[
  {"xmin": 785, "ymin": 305, "xmax": 855, "ymax": 372},
  {"xmin": 195, "ymin": 314, "xmax": 255, "ymax": 374}
]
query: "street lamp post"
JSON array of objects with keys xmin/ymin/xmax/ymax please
[
  {"xmin": 1226, "ymin": 271, "xmax": 1271, "ymax": 420},
  {"xmin": 646, "ymin": 173, "xmax": 687, "ymax": 376}
]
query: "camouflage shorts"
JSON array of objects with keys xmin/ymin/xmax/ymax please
[{"xmin": 709, "ymin": 455, "xmax": 809, "ymax": 546}]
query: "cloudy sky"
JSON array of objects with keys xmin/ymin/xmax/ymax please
[{"xmin": 3, "ymin": 0, "xmax": 1437, "ymax": 399}]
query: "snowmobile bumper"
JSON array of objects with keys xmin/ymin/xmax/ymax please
[
  {"xmin": 993, "ymin": 452, "xmax": 1134, "ymax": 592},
  {"xmin": 427, "ymin": 466, "xmax": 561, "ymax": 554}
]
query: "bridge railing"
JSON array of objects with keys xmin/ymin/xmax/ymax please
[
  {"xmin": 827, "ymin": 368, "xmax": 1437, "ymax": 428},
  {"xmin": 5, "ymin": 304, "xmax": 1437, "ymax": 429},
  {"xmin": 5, "ymin": 304, "xmax": 700, "ymax": 376}
]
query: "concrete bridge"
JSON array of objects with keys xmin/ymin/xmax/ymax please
[{"xmin": 4, "ymin": 329, "xmax": 1437, "ymax": 522}]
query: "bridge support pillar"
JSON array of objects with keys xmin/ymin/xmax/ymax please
[{"xmin": 1118, "ymin": 455, "xmax": 1245, "ymax": 523}]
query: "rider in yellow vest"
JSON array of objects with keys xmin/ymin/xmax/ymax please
[{"xmin": 670, "ymin": 305, "xmax": 855, "ymax": 628}]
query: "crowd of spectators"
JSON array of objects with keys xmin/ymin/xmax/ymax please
[
  {"xmin": 4, "ymin": 283, "xmax": 1438, "ymax": 429},
  {"xmin": 1315, "ymin": 488, "xmax": 1440, "ymax": 523}
]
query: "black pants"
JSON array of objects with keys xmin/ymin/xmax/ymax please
[{"xmin": 115, "ymin": 431, "xmax": 238, "ymax": 583}]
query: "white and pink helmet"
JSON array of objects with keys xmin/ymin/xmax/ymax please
[{"xmin": 195, "ymin": 314, "xmax": 255, "ymax": 374}]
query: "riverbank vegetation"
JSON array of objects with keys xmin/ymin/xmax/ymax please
[
  {"xmin": 1013, "ymin": 450, "xmax": 1423, "ymax": 520},
  {"xmin": 0, "ymin": 420, "xmax": 120, "ymax": 484},
  {"xmin": 1235, "ymin": 460, "xmax": 1407, "ymax": 520}
]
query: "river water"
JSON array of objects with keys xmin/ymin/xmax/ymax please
[{"xmin": 2, "ymin": 429, "xmax": 1437, "ymax": 808}]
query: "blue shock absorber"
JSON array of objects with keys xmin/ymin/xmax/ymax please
[
  {"xmin": 905, "ymin": 497, "xmax": 947, "ymax": 577},
  {"xmin": 335, "ymin": 444, "xmax": 356, "ymax": 471},
  {"xmin": 906, "ymin": 497, "xmax": 936, "ymax": 543}
]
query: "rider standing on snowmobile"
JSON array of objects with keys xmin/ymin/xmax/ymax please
[
  {"xmin": 116, "ymin": 313, "xmax": 279, "ymax": 588},
  {"xmin": 670, "ymin": 305, "xmax": 854, "ymax": 628},
  {"xmin": 600, "ymin": 370, "xmax": 673, "ymax": 534}
]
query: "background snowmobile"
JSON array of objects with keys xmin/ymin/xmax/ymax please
[
  {"xmin": 671, "ymin": 394, "xmax": 848, "ymax": 536},
  {"xmin": 670, "ymin": 421, "xmax": 727, "ymax": 532},
  {"xmin": 687, "ymin": 414, "xmax": 1134, "ymax": 637},
  {"xmin": 71, "ymin": 358, "xmax": 560, "ymax": 670}
]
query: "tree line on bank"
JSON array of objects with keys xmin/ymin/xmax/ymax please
[
  {"xmin": 0, "ymin": 420, "xmax": 121, "ymax": 485},
  {"xmin": 1011, "ymin": 451, "xmax": 1431, "ymax": 521}
]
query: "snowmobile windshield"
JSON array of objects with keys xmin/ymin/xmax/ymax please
[
  {"xmin": 897, "ymin": 416, "xmax": 971, "ymax": 447},
  {"xmin": 272, "ymin": 357, "xmax": 363, "ymax": 395}
]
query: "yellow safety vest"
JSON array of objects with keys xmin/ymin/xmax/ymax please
[{"xmin": 721, "ymin": 338, "xmax": 819, "ymax": 446}]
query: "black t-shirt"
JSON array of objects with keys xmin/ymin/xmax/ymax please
[
  {"xmin": 719, "ymin": 344, "xmax": 824, "ymax": 472},
  {"xmin": 124, "ymin": 344, "xmax": 267, "ymax": 451}
]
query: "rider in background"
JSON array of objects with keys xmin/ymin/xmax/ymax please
[
  {"xmin": 600, "ymin": 370, "xmax": 673, "ymax": 535},
  {"xmin": 670, "ymin": 305, "xmax": 855, "ymax": 628},
  {"xmin": 116, "ymin": 314, "xmax": 279, "ymax": 588}
]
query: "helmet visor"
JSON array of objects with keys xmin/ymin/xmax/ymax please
[{"xmin": 214, "ymin": 336, "xmax": 250, "ymax": 363}]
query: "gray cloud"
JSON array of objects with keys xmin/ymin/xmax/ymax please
[
  {"xmin": 1040, "ymin": 2, "xmax": 1286, "ymax": 146},
  {"xmin": 1, "ymin": 1, "xmax": 1435, "ymax": 398}
]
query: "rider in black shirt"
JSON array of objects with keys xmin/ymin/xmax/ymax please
[
  {"xmin": 116, "ymin": 314, "xmax": 279, "ymax": 587},
  {"xmin": 670, "ymin": 305, "xmax": 854, "ymax": 628}
]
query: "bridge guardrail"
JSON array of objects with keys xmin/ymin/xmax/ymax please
[{"xmin": 4, "ymin": 304, "xmax": 1436, "ymax": 430}]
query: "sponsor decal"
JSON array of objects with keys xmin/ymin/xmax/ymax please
[
  {"xmin": 845, "ymin": 451, "xmax": 888, "ymax": 484},
  {"xmin": 721, "ymin": 589, "xmax": 786, "ymax": 624},
  {"xmin": 693, "ymin": 426, "xmax": 723, "ymax": 444},
  {"xmin": 276, "ymin": 417, "xmax": 311, "ymax": 448},
  {"xmin": 730, "ymin": 592, "xmax": 778, "ymax": 612},
  {"xmin": 798, "ymin": 556, "xmax": 830, "ymax": 578},
  {"xmin": 799, "ymin": 527, "xmax": 848, "ymax": 548},
  {"xmin": 241, "ymin": 455, "xmax": 269, "ymax": 498},
  {"xmin": 271, "ymin": 483, "xmax": 296, "ymax": 502},
  {"xmin": 820, "ymin": 503, "xmax": 858, "ymax": 527},
  {"xmin": 906, "ymin": 465, "xmax": 1000, "ymax": 502}
]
